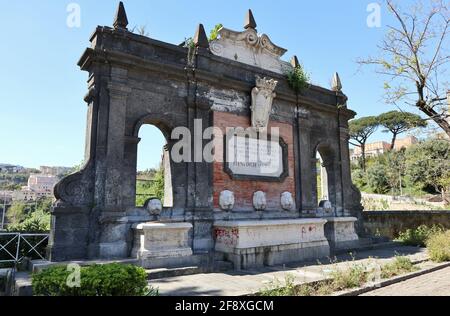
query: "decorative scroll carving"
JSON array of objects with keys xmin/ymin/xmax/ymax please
[{"xmin": 210, "ymin": 27, "xmax": 290, "ymax": 74}]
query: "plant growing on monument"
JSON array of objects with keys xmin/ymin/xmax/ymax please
[
  {"xmin": 349, "ymin": 116, "xmax": 380, "ymax": 171},
  {"xmin": 378, "ymin": 111, "xmax": 427, "ymax": 150},
  {"xmin": 209, "ymin": 23, "xmax": 223, "ymax": 41},
  {"xmin": 286, "ymin": 63, "xmax": 310, "ymax": 94},
  {"xmin": 358, "ymin": 0, "xmax": 450, "ymax": 137}
]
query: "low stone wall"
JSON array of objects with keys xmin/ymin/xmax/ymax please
[{"xmin": 363, "ymin": 211, "xmax": 450, "ymax": 239}]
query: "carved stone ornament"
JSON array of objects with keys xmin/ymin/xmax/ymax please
[
  {"xmin": 281, "ymin": 192, "xmax": 295, "ymax": 211},
  {"xmin": 319, "ymin": 200, "xmax": 334, "ymax": 215},
  {"xmin": 209, "ymin": 26, "xmax": 291, "ymax": 74},
  {"xmin": 251, "ymin": 76, "xmax": 278, "ymax": 131},
  {"xmin": 253, "ymin": 191, "xmax": 267, "ymax": 211},
  {"xmin": 146, "ymin": 198, "xmax": 163, "ymax": 216},
  {"xmin": 219, "ymin": 190, "xmax": 235, "ymax": 211}
]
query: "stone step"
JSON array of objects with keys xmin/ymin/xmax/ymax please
[
  {"xmin": 147, "ymin": 260, "xmax": 234, "ymax": 280},
  {"xmin": 12, "ymin": 272, "xmax": 32, "ymax": 296},
  {"xmin": 147, "ymin": 266, "xmax": 206, "ymax": 279}
]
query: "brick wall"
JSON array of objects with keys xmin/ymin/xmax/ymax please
[{"xmin": 213, "ymin": 112, "xmax": 296, "ymax": 211}]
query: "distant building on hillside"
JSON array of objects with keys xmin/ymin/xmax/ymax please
[
  {"xmin": 0, "ymin": 164, "xmax": 24, "ymax": 173},
  {"xmin": 39, "ymin": 166, "xmax": 72, "ymax": 177},
  {"xmin": 351, "ymin": 141, "xmax": 391, "ymax": 161},
  {"xmin": 393, "ymin": 136, "xmax": 419, "ymax": 150},
  {"xmin": 350, "ymin": 136, "xmax": 419, "ymax": 161},
  {"xmin": 12, "ymin": 174, "xmax": 58, "ymax": 201}
]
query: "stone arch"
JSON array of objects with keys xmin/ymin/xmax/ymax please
[
  {"xmin": 312, "ymin": 141, "xmax": 338, "ymax": 210},
  {"xmin": 120, "ymin": 112, "xmax": 188, "ymax": 211}
]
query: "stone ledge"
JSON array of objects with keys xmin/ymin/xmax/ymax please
[
  {"xmin": 133, "ymin": 222, "xmax": 193, "ymax": 230},
  {"xmin": 214, "ymin": 218, "xmax": 327, "ymax": 227}
]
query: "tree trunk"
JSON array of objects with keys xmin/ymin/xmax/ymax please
[
  {"xmin": 416, "ymin": 82, "xmax": 450, "ymax": 138},
  {"xmin": 390, "ymin": 133, "xmax": 397, "ymax": 151},
  {"xmin": 361, "ymin": 144, "xmax": 366, "ymax": 172}
]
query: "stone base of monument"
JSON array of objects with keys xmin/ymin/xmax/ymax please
[
  {"xmin": 324, "ymin": 217, "xmax": 360, "ymax": 252},
  {"xmin": 214, "ymin": 219, "xmax": 330, "ymax": 270},
  {"xmin": 131, "ymin": 222, "xmax": 195, "ymax": 269}
]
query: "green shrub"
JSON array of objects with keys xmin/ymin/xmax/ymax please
[
  {"xmin": 32, "ymin": 263, "xmax": 156, "ymax": 296},
  {"xmin": 286, "ymin": 64, "xmax": 310, "ymax": 94},
  {"xmin": 381, "ymin": 256, "xmax": 417, "ymax": 279},
  {"xmin": 330, "ymin": 264, "xmax": 367, "ymax": 290},
  {"xmin": 426, "ymin": 231, "xmax": 450, "ymax": 263},
  {"xmin": 396, "ymin": 225, "xmax": 444, "ymax": 247}
]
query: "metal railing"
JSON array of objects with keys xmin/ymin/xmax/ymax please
[{"xmin": 0, "ymin": 233, "xmax": 49, "ymax": 264}]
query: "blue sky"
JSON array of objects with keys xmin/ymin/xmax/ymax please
[{"xmin": 0, "ymin": 0, "xmax": 423, "ymax": 170}]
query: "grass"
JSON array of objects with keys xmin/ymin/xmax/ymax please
[
  {"xmin": 426, "ymin": 231, "xmax": 450, "ymax": 263},
  {"xmin": 380, "ymin": 256, "xmax": 419, "ymax": 279},
  {"xmin": 259, "ymin": 256, "xmax": 417, "ymax": 296},
  {"xmin": 396, "ymin": 225, "xmax": 445, "ymax": 247}
]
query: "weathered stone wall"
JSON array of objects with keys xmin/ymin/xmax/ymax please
[{"xmin": 363, "ymin": 211, "xmax": 450, "ymax": 239}]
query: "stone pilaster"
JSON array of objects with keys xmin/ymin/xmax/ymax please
[{"xmin": 297, "ymin": 108, "xmax": 316, "ymax": 215}]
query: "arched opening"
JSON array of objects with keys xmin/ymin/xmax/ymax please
[
  {"xmin": 316, "ymin": 152, "xmax": 329, "ymax": 203},
  {"xmin": 136, "ymin": 124, "xmax": 173, "ymax": 207},
  {"xmin": 314, "ymin": 143, "xmax": 336, "ymax": 211}
]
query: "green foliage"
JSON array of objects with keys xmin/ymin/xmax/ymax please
[
  {"xmin": 6, "ymin": 202, "xmax": 27, "ymax": 226},
  {"xmin": 135, "ymin": 168, "xmax": 165, "ymax": 207},
  {"xmin": 32, "ymin": 264, "xmax": 157, "ymax": 296},
  {"xmin": 381, "ymin": 256, "xmax": 417, "ymax": 279},
  {"xmin": 259, "ymin": 257, "xmax": 420, "ymax": 296},
  {"xmin": 426, "ymin": 231, "xmax": 450, "ymax": 263},
  {"xmin": 286, "ymin": 64, "xmax": 310, "ymax": 94},
  {"xmin": 351, "ymin": 138, "xmax": 450, "ymax": 200},
  {"xmin": 183, "ymin": 37, "xmax": 195, "ymax": 49},
  {"xmin": 396, "ymin": 225, "xmax": 445, "ymax": 247},
  {"xmin": 209, "ymin": 23, "xmax": 223, "ymax": 41},
  {"xmin": 366, "ymin": 162, "xmax": 390, "ymax": 194},
  {"xmin": 405, "ymin": 139, "xmax": 450, "ymax": 197},
  {"xmin": 330, "ymin": 264, "xmax": 367, "ymax": 290},
  {"xmin": 7, "ymin": 209, "xmax": 50, "ymax": 233},
  {"xmin": 6, "ymin": 198, "xmax": 52, "ymax": 233},
  {"xmin": 349, "ymin": 116, "xmax": 379, "ymax": 171},
  {"xmin": 378, "ymin": 111, "xmax": 427, "ymax": 148},
  {"xmin": 349, "ymin": 116, "xmax": 379, "ymax": 144}
]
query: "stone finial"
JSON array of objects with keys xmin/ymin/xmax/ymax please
[
  {"xmin": 113, "ymin": 1, "xmax": 129, "ymax": 30},
  {"xmin": 331, "ymin": 72, "xmax": 342, "ymax": 92},
  {"xmin": 193, "ymin": 24, "xmax": 209, "ymax": 49},
  {"xmin": 244, "ymin": 9, "xmax": 257, "ymax": 30},
  {"xmin": 290, "ymin": 56, "xmax": 300, "ymax": 68}
]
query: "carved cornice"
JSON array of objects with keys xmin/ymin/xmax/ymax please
[{"xmin": 210, "ymin": 27, "xmax": 290, "ymax": 74}]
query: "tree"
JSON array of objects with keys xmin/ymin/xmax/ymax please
[
  {"xmin": 358, "ymin": 0, "xmax": 450, "ymax": 137},
  {"xmin": 349, "ymin": 116, "xmax": 379, "ymax": 171},
  {"xmin": 385, "ymin": 148, "xmax": 407, "ymax": 195},
  {"xmin": 378, "ymin": 111, "xmax": 427, "ymax": 150},
  {"xmin": 406, "ymin": 139, "xmax": 450, "ymax": 201},
  {"xmin": 367, "ymin": 161, "xmax": 390, "ymax": 194},
  {"xmin": 6, "ymin": 201, "xmax": 27, "ymax": 226}
]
